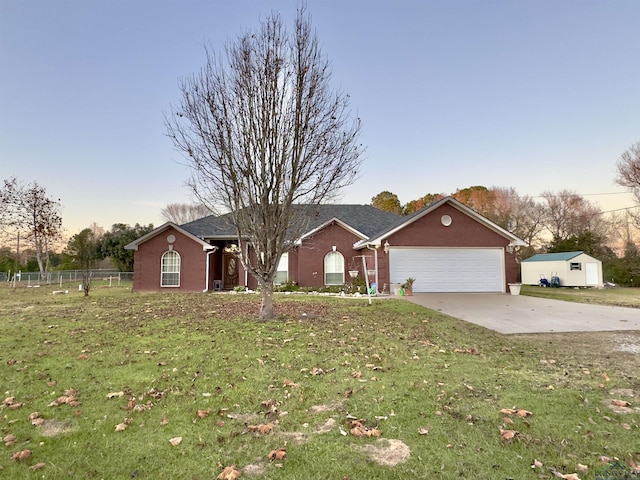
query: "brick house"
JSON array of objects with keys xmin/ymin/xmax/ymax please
[{"xmin": 125, "ymin": 196, "xmax": 527, "ymax": 293}]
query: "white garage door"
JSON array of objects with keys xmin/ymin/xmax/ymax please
[{"xmin": 389, "ymin": 248, "xmax": 504, "ymax": 292}]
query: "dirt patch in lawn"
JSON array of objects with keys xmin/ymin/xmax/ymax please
[
  {"xmin": 355, "ymin": 438, "xmax": 411, "ymax": 466},
  {"xmin": 39, "ymin": 419, "xmax": 73, "ymax": 437}
]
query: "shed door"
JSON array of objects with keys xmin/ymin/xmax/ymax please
[
  {"xmin": 389, "ymin": 248, "xmax": 504, "ymax": 292},
  {"xmin": 585, "ymin": 263, "xmax": 598, "ymax": 286}
]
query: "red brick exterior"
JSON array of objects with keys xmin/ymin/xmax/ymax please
[
  {"xmin": 374, "ymin": 204, "xmax": 519, "ymax": 289},
  {"xmin": 132, "ymin": 226, "xmax": 213, "ymax": 292},
  {"xmin": 289, "ymin": 221, "xmax": 369, "ymax": 288},
  {"xmin": 131, "ymin": 202, "xmax": 520, "ymax": 293}
]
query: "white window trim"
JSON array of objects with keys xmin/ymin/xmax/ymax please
[
  {"xmin": 161, "ymin": 250, "xmax": 181, "ymax": 287},
  {"xmin": 324, "ymin": 251, "xmax": 345, "ymax": 285}
]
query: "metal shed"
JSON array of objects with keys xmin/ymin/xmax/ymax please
[{"xmin": 521, "ymin": 251, "xmax": 603, "ymax": 288}]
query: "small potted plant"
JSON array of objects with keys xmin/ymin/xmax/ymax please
[{"xmin": 402, "ymin": 277, "xmax": 415, "ymax": 296}]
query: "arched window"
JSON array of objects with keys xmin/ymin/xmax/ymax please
[
  {"xmin": 324, "ymin": 251, "xmax": 345, "ymax": 285},
  {"xmin": 161, "ymin": 250, "xmax": 180, "ymax": 287}
]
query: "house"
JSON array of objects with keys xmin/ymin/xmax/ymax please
[
  {"xmin": 124, "ymin": 196, "xmax": 527, "ymax": 293},
  {"xmin": 521, "ymin": 251, "xmax": 604, "ymax": 288}
]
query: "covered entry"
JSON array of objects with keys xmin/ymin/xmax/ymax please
[{"xmin": 389, "ymin": 247, "xmax": 505, "ymax": 292}]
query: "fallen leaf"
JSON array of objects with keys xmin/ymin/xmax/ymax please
[
  {"xmin": 107, "ymin": 391, "xmax": 124, "ymax": 399},
  {"xmin": 2, "ymin": 396, "xmax": 15, "ymax": 405},
  {"xmin": 30, "ymin": 462, "xmax": 46, "ymax": 471},
  {"xmin": 3, "ymin": 434, "xmax": 16, "ymax": 446},
  {"xmin": 532, "ymin": 459, "xmax": 543, "ymax": 468},
  {"xmin": 11, "ymin": 449, "xmax": 32, "ymax": 461},
  {"xmin": 160, "ymin": 415, "xmax": 169, "ymax": 425},
  {"xmin": 612, "ymin": 399, "xmax": 631, "ymax": 407},
  {"xmin": 418, "ymin": 426, "xmax": 430, "ymax": 435},
  {"xmin": 577, "ymin": 464, "xmax": 588, "ymax": 472},
  {"xmin": 196, "ymin": 409, "xmax": 210, "ymax": 419},
  {"xmin": 115, "ymin": 422, "xmax": 128, "ymax": 432},
  {"xmin": 217, "ymin": 465, "xmax": 242, "ymax": 480},
  {"xmin": 621, "ymin": 423, "xmax": 631, "ymax": 430},
  {"xmin": 499, "ymin": 429, "xmax": 517, "ymax": 440},
  {"xmin": 267, "ymin": 447, "xmax": 287, "ymax": 461},
  {"xmin": 169, "ymin": 437, "xmax": 182, "ymax": 446},
  {"xmin": 516, "ymin": 409, "xmax": 532, "ymax": 417}
]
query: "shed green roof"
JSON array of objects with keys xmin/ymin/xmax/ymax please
[{"xmin": 522, "ymin": 251, "xmax": 584, "ymax": 262}]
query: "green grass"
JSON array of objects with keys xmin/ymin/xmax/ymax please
[
  {"xmin": 521, "ymin": 285, "xmax": 640, "ymax": 308},
  {"xmin": 0, "ymin": 284, "xmax": 638, "ymax": 479}
]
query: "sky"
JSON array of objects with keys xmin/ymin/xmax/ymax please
[{"xmin": 1, "ymin": 0, "xmax": 639, "ymax": 236}]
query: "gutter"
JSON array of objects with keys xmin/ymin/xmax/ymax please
[{"xmin": 203, "ymin": 247, "xmax": 219, "ymax": 292}]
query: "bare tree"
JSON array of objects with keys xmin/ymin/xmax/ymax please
[
  {"xmin": 541, "ymin": 190, "xmax": 610, "ymax": 246},
  {"xmin": 615, "ymin": 141, "xmax": 640, "ymax": 228},
  {"xmin": 485, "ymin": 187, "xmax": 546, "ymax": 252},
  {"xmin": 0, "ymin": 177, "xmax": 62, "ymax": 274},
  {"xmin": 166, "ymin": 7, "xmax": 363, "ymax": 319},
  {"xmin": 161, "ymin": 203, "xmax": 210, "ymax": 224}
]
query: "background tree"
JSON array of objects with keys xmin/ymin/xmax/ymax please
[
  {"xmin": 161, "ymin": 203, "xmax": 210, "ymax": 224},
  {"xmin": 541, "ymin": 190, "xmax": 601, "ymax": 240},
  {"xmin": 402, "ymin": 193, "xmax": 444, "ymax": 215},
  {"xmin": 100, "ymin": 223, "xmax": 154, "ymax": 272},
  {"xmin": 615, "ymin": 141, "xmax": 640, "ymax": 227},
  {"xmin": 452, "ymin": 186, "xmax": 495, "ymax": 213},
  {"xmin": 166, "ymin": 7, "xmax": 363, "ymax": 320},
  {"xmin": 65, "ymin": 228, "xmax": 99, "ymax": 296},
  {"xmin": 371, "ymin": 191, "xmax": 402, "ymax": 215},
  {"xmin": 0, "ymin": 177, "xmax": 62, "ymax": 274}
]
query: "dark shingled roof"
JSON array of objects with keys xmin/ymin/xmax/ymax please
[{"xmin": 180, "ymin": 204, "xmax": 402, "ymax": 241}]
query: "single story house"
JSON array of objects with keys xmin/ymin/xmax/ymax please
[
  {"xmin": 521, "ymin": 251, "xmax": 604, "ymax": 288},
  {"xmin": 125, "ymin": 196, "xmax": 527, "ymax": 293}
]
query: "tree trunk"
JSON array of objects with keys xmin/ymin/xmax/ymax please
[{"xmin": 259, "ymin": 280, "xmax": 274, "ymax": 320}]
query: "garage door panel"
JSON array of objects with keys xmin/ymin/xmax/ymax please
[{"xmin": 390, "ymin": 248, "xmax": 504, "ymax": 293}]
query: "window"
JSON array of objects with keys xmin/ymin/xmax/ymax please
[
  {"xmin": 275, "ymin": 252, "xmax": 288, "ymax": 285},
  {"xmin": 161, "ymin": 250, "xmax": 180, "ymax": 287},
  {"xmin": 570, "ymin": 262, "xmax": 581, "ymax": 271},
  {"xmin": 324, "ymin": 251, "xmax": 345, "ymax": 285}
]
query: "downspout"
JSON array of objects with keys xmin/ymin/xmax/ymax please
[
  {"xmin": 366, "ymin": 244, "xmax": 379, "ymax": 293},
  {"xmin": 203, "ymin": 247, "xmax": 218, "ymax": 292}
]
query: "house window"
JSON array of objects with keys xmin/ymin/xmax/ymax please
[
  {"xmin": 324, "ymin": 251, "xmax": 345, "ymax": 285},
  {"xmin": 570, "ymin": 262, "xmax": 581, "ymax": 271},
  {"xmin": 275, "ymin": 252, "xmax": 288, "ymax": 285},
  {"xmin": 161, "ymin": 250, "xmax": 180, "ymax": 287}
]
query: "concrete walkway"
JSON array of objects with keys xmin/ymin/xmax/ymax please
[{"xmin": 404, "ymin": 293, "xmax": 640, "ymax": 334}]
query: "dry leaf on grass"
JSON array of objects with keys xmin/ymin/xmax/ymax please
[
  {"xmin": 532, "ymin": 459, "xmax": 543, "ymax": 468},
  {"xmin": 169, "ymin": 437, "xmax": 182, "ymax": 446},
  {"xmin": 612, "ymin": 399, "xmax": 631, "ymax": 407},
  {"xmin": 248, "ymin": 423, "xmax": 273, "ymax": 435},
  {"xmin": 160, "ymin": 415, "xmax": 169, "ymax": 426},
  {"xmin": 11, "ymin": 449, "xmax": 32, "ymax": 461},
  {"xmin": 267, "ymin": 447, "xmax": 287, "ymax": 461},
  {"xmin": 3, "ymin": 434, "xmax": 17, "ymax": 446},
  {"xmin": 115, "ymin": 422, "xmax": 128, "ymax": 432},
  {"xmin": 499, "ymin": 428, "xmax": 518, "ymax": 440},
  {"xmin": 30, "ymin": 462, "xmax": 46, "ymax": 471},
  {"xmin": 418, "ymin": 426, "xmax": 430, "ymax": 435},
  {"xmin": 196, "ymin": 409, "xmax": 210, "ymax": 419},
  {"xmin": 217, "ymin": 465, "xmax": 242, "ymax": 480}
]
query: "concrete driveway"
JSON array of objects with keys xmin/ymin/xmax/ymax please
[{"xmin": 404, "ymin": 293, "xmax": 640, "ymax": 334}]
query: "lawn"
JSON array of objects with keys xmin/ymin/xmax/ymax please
[
  {"xmin": 521, "ymin": 285, "xmax": 640, "ymax": 309},
  {"xmin": 0, "ymin": 284, "xmax": 638, "ymax": 479}
]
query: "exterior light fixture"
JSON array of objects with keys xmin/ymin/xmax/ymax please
[
  {"xmin": 506, "ymin": 244, "xmax": 514, "ymax": 254},
  {"xmin": 383, "ymin": 241, "xmax": 390, "ymax": 254}
]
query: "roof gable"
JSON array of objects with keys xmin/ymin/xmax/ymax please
[
  {"xmin": 124, "ymin": 222, "xmax": 216, "ymax": 251},
  {"xmin": 356, "ymin": 196, "xmax": 528, "ymax": 248}
]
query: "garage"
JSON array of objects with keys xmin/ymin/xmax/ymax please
[{"xmin": 389, "ymin": 247, "xmax": 505, "ymax": 292}]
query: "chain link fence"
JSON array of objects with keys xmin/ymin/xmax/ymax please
[{"xmin": 3, "ymin": 270, "xmax": 133, "ymax": 288}]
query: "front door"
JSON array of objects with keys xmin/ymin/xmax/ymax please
[{"xmin": 223, "ymin": 254, "xmax": 239, "ymax": 289}]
